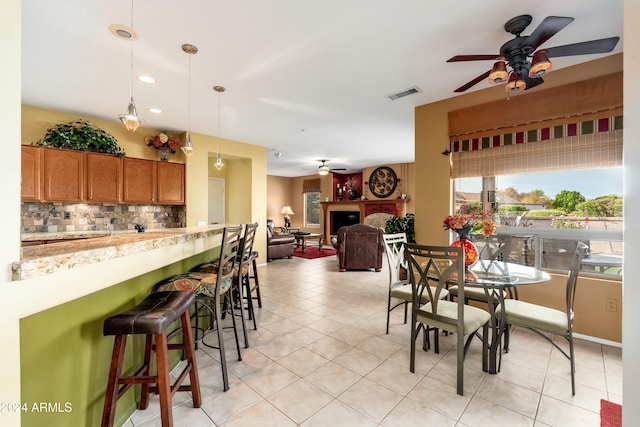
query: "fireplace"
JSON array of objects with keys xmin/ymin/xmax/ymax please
[{"xmin": 331, "ymin": 211, "xmax": 360, "ymax": 235}]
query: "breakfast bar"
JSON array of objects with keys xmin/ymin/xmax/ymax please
[{"xmin": 10, "ymin": 226, "xmax": 225, "ymax": 426}]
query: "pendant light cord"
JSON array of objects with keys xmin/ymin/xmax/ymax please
[
  {"xmin": 217, "ymin": 89, "xmax": 221, "ymax": 157},
  {"xmin": 187, "ymin": 52, "xmax": 192, "ymax": 139},
  {"xmin": 129, "ymin": 0, "xmax": 134, "ymax": 99}
]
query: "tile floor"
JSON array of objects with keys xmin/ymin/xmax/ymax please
[{"xmin": 125, "ymin": 252, "xmax": 622, "ymax": 427}]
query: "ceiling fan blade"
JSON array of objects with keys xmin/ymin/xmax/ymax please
[
  {"xmin": 454, "ymin": 70, "xmax": 491, "ymax": 93},
  {"xmin": 544, "ymin": 37, "xmax": 620, "ymax": 58},
  {"xmin": 447, "ymin": 54, "xmax": 501, "ymax": 62},
  {"xmin": 525, "ymin": 16, "xmax": 574, "ymax": 50},
  {"xmin": 524, "ymin": 75, "xmax": 544, "ymax": 90}
]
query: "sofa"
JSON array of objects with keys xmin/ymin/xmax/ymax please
[
  {"xmin": 266, "ymin": 219, "xmax": 295, "ymax": 261},
  {"xmin": 333, "ymin": 223, "xmax": 385, "ymax": 272}
]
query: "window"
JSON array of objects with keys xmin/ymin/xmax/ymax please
[
  {"xmin": 455, "ymin": 167, "xmax": 623, "ymax": 277},
  {"xmin": 304, "ymin": 191, "xmax": 320, "ymax": 227}
]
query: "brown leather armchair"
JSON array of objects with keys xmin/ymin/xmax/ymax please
[
  {"xmin": 333, "ymin": 224, "xmax": 384, "ymax": 272},
  {"xmin": 266, "ymin": 219, "xmax": 295, "ymax": 261}
]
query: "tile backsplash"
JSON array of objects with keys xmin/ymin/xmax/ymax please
[{"xmin": 21, "ymin": 202, "xmax": 186, "ymax": 234}]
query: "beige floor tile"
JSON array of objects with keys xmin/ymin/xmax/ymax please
[
  {"xmin": 459, "ymin": 396, "xmax": 535, "ymax": 427},
  {"xmin": 241, "ymin": 361, "xmax": 299, "ymax": 397},
  {"xmin": 136, "ymin": 402, "xmax": 215, "ymax": 427},
  {"xmin": 267, "ymin": 379, "xmax": 334, "ymax": 424},
  {"xmin": 332, "ymin": 347, "xmax": 385, "ymax": 376},
  {"xmin": 277, "ymin": 347, "xmax": 329, "ymax": 377},
  {"xmin": 407, "ymin": 376, "xmax": 472, "ymax": 419},
  {"xmin": 477, "ymin": 376, "xmax": 541, "ymax": 419},
  {"xmin": 379, "ymin": 397, "xmax": 457, "ymax": 426},
  {"xmin": 365, "ymin": 359, "xmax": 425, "ymax": 394},
  {"xmin": 357, "ymin": 335, "xmax": 405, "ymax": 359},
  {"xmin": 338, "ymin": 377, "xmax": 404, "ymax": 423},
  {"xmin": 305, "ymin": 334, "xmax": 353, "ymax": 360},
  {"xmin": 536, "ymin": 395, "xmax": 600, "ymax": 427},
  {"xmin": 300, "ymin": 400, "xmax": 378, "ymax": 427},
  {"xmin": 220, "ymin": 400, "xmax": 296, "ymax": 427},
  {"xmin": 304, "ymin": 361, "xmax": 363, "ymax": 397}
]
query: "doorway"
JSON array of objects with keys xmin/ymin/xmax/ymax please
[{"xmin": 208, "ymin": 178, "xmax": 225, "ymax": 224}]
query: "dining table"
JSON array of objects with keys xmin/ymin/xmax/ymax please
[{"xmin": 465, "ymin": 260, "xmax": 551, "ymax": 374}]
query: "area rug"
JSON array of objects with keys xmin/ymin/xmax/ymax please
[
  {"xmin": 292, "ymin": 246, "xmax": 336, "ymax": 260},
  {"xmin": 600, "ymin": 399, "xmax": 622, "ymax": 427}
]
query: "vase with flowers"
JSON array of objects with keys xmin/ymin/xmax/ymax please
[
  {"xmin": 145, "ymin": 132, "xmax": 181, "ymax": 161},
  {"xmin": 443, "ymin": 211, "xmax": 496, "ymax": 267}
]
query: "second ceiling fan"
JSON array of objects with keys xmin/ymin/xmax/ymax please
[
  {"xmin": 447, "ymin": 15, "xmax": 620, "ymax": 93},
  {"xmin": 318, "ymin": 160, "xmax": 346, "ymax": 176}
]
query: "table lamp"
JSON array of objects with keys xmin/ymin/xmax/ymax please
[{"xmin": 280, "ymin": 206, "xmax": 294, "ymax": 228}]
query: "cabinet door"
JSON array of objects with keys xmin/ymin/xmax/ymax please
[
  {"xmin": 42, "ymin": 148, "xmax": 85, "ymax": 202},
  {"xmin": 21, "ymin": 145, "xmax": 42, "ymax": 201},
  {"xmin": 86, "ymin": 153, "xmax": 123, "ymax": 203},
  {"xmin": 123, "ymin": 157, "xmax": 157, "ymax": 204},
  {"xmin": 157, "ymin": 162, "xmax": 185, "ymax": 205}
]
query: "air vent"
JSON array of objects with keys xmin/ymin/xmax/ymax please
[{"xmin": 387, "ymin": 86, "xmax": 422, "ymax": 100}]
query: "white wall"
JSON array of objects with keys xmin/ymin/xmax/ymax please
[{"xmin": 623, "ymin": 0, "xmax": 639, "ymax": 423}]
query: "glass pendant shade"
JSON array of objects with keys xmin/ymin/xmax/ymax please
[
  {"xmin": 318, "ymin": 165, "xmax": 330, "ymax": 175},
  {"xmin": 529, "ymin": 50, "xmax": 552, "ymax": 78},
  {"xmin": 118, "ymin": 97, "xmax": 141, "ymax": 132},
  {"xmin": 488, "ymin": 61, "xmax": 508, "ymax": 84},
  {"xmin": 505, "ymin": 73, "xmax": 525, "ymax": 92},
  {"xmin": 181, "ymin": 134, "xmax": 194, "ymax": 156},
  {"xmin": 214, "ymin": 156, "xmax": 224, "ymax": 170}
]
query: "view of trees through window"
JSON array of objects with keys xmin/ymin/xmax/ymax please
[
  {"xmin": 304, "ymin": 192, "xmax": 320, "ymax": 227},
  {"xmin": 455, "ymin": 167, "xmax": 623, "ymax": 275}
]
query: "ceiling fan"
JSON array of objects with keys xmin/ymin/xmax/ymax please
[
  {"xmin": 447, "ymin": 15, "xmax": 620, "ymax": 93},
  {"xmin": 318, "ymin": 159, "xmax": 346, "ymax": 176}
]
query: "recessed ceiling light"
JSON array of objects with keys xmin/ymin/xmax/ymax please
[
  {"xmin": 148, "ymin": 108, "xmax": 162, "ymax": 114},
  {"xmin": 137, "ymin": 75, "xmax": 156, "ymax": 84},
  {"xmin": 108, "ymin": 24, "xmax": 139, "ymax": 41}
]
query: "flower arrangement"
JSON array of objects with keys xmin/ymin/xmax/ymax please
[
  {"xmin": 443, "ymin": 211, "xmax": 496, "ymax": 238},
  {"xmin": 145, "ymin": 132, "xmax": 180, "ymax": 153}
]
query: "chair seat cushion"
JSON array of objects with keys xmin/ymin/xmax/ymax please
[
  {"xmin": 103, "ymin": 291, "xmax": 195, "ymax": 336},
  {"xmin": 390, "ymin": 283, "xmax": 449, "ymax": 303},
  {"xmin": 496, "ymin": 299, "xmax": 570, "ymax": 335},
  {"xmin": 154, "ymin": 272, "xmax": 232, "ymax": 297},
  {"xmin": 417, "ymin": 299, "xmax": 490, "ymax": 335},
  {"xmin": 448, "ymin": 285, "xmax": 504, "ymax": 303}
]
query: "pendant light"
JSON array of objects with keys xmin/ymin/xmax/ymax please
[
  {"xmin": 213, "ymin": 85, "xmax": 225, "ymax": 170},
  {"xmin": 118, "ymin": 0, "xmax": 142, "ymax": 132},
  {"xmin": 181, "ymin": 43, "xmax": 198, "ymax": 156}
]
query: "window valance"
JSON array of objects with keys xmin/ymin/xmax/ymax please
[{"xmin": 302, "ymin": 178, "xmax": 321, "ymax": 193}]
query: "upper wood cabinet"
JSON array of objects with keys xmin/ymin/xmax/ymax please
[
  {"xmin": 21, "ymin": 147, "xmax": 185, "ymax": 205},
  {"xmin": 21, "ymin": 146, "xmax": 42, "ymax": 202},
  {"xmin": 86, "ymin": 152, "xmax": 123, "ymax": 203},
  {"xmin": 42, "ymin": 147, "xmax": 85, "ymax": 202},
  {"xmin": 157, "ymin": 162, "xmax": 185, "ymax": 205},
  {"xmin": 123, "ymin": 157, "xmax": 157, "ymax": 204}
]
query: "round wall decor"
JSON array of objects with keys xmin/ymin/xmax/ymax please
[{"xmin": 368, "ymin": 166, "xmax": 398, "ymax": 198}]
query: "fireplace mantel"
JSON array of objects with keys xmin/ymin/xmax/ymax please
[{"xmin": 320, "ymin": 199, "xmax": 406, "ymax": 236}]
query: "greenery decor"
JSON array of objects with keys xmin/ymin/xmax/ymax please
[
  {"xmin": 385, "ymin": 213, "xmax": 415, "ymax": 243},
  {"xmin": 35, "ymin": 120, "xmax": 126, "ymax": 157}
]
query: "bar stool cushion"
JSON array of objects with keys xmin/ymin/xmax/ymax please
[{"xmin": 103, "ymin": 291, "xmax": 195, "ymax": 336}]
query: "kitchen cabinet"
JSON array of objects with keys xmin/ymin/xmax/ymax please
[
  {"xmin": 21, "ymin": 145, "xmax": 41, "ymax": 202},
  {"xmin": 86, "ymin": 152, "xmax": 123, "ymax": 203},
  {"xmin": 21, "ymin": 147, "xmax": 184, "ymax": 205},
  {"xmin": 157, "ymin": 162, "xmax": 185, "ymax": 205},
  {"xmin": 123, "ymin": 157, "xmax": 157, "ymax": 204},
  {"xmin": 42, "ymin": 147, "xmax": 84, "ymax": 202}
]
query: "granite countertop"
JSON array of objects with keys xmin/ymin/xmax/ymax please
[{"xmin": 13, "ymin": 227, "xmax": 224, "ymax": 281}]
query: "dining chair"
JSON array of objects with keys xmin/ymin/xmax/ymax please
[
  {"xmin": 496, "ymin": 241, "xmax": 589, "ymax": 395},
  {"xmin": 448, "ymin": 234, "xmax": 513, "ymax": 303},
  {"xmin": 383, "ymin": 233, "xmax": 449, "ymax": 334},
  {"xmin": 405, "ymin": 243, "xmax": 491, "ymax": 395}
]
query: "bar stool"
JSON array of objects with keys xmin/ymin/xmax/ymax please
[
  {"xmin": 101, "ymin": 291, "xmax": 201, "ymax": 427},
  {"xmin": 245, "ymin": 250, "xmax": 262, "ymax": 328}
]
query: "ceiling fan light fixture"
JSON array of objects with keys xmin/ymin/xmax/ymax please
[
  {"xmin": 488, "ymin": 61, "xmax": 508, "ymax": 84},
  {"xmin": 529, "ymin": 50, "xmax": 552, "ymax": 78},
  {"xmin": 505, "ymin": 73, "xmax": 525, "ymax": 92},
  {"xmin": 318, "ymin": 164, "xmax": 330, "ymax": 175}
]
